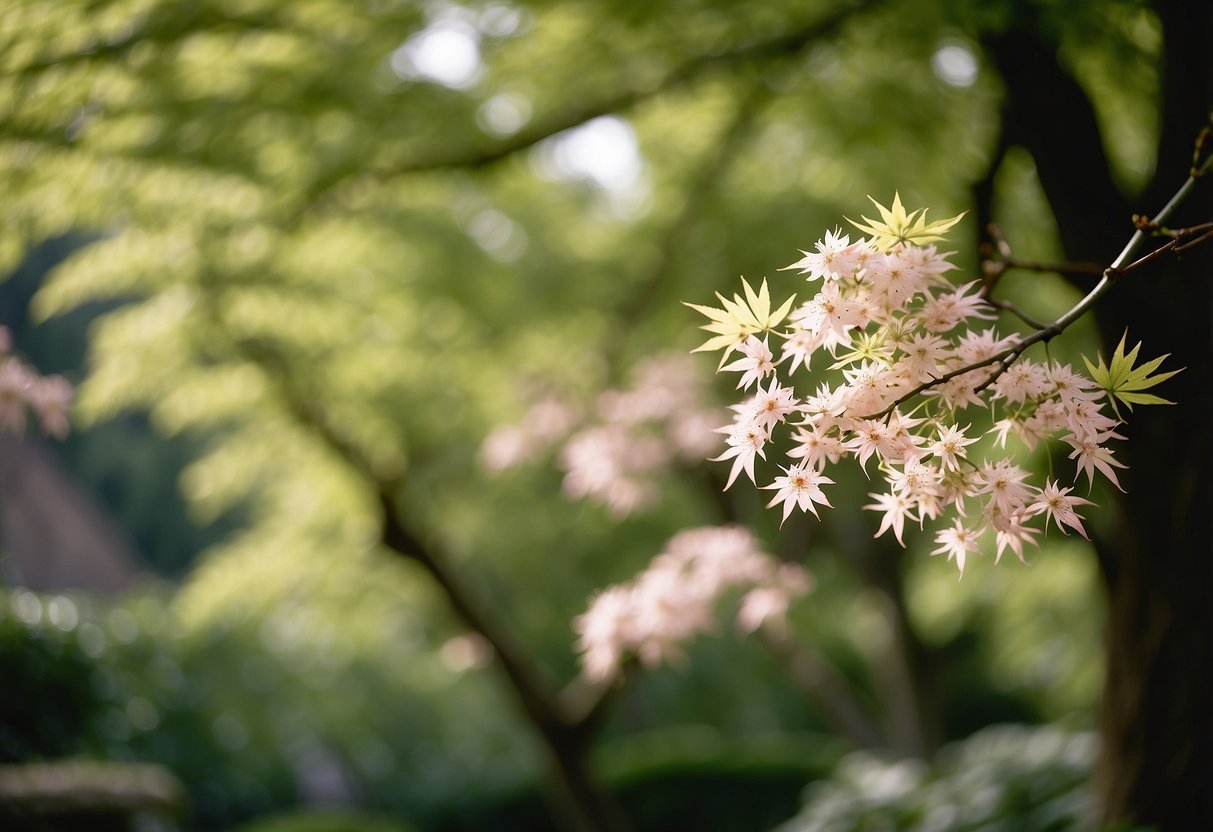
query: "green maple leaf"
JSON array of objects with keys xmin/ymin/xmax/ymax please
[
  {"xmin": 828, "ymin": 330, "xmax": 893, "ymax": 370},
  {"xmin": 1082, "ymin": 330, "xmax": 1183, "ymax": 420},
  {"xmin": 846, "ymin": 193, "xmax": 965, "ymax": 252},
  {"xmin": 684, "ymin": 277, "xmax": 795, "ymax": 366}
]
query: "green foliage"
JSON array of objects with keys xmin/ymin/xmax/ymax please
[
  {"xmin": 229, "ymin": 810, "xmax": 417, "ymax": 832},
  {"xmin": 1083, "ymin": 330, "xmax": 1181, "ymax": 419},
  {"xmin": 0, "ymin": 590, "xmax": 99, "ymax": 760},
  {"xmin": 0, "ymin": 586, "xmax": 536, "ymax": 829},
  {"xmin": 779, "ymin": 724, "xmax": 1099, "ymax": 832},
  {"xmin": 604, "ymin": 728, "xmax": 840, "ymax": 832}
]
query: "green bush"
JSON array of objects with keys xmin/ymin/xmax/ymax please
[
  {"xmin": 778, "ymin": 724, "xmax": 1097, "ymax": 832},
  {"xmin": 227, "ymin": 809, "xmax": 417, "ymax": 832},
  {"xmin": 776, "ymin": 722, "xmax": 1101, "ymax": 832}
]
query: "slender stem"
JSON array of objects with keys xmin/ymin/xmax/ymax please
[
  {"xmin": 985, "ymin": 257, "xmax": 1105, "ymax": 279},
  {"xmin": 1173, "ymin": 227, "xmax": 1213, "ymax": 253},
  {"xmin": 985, "ymin": 297, "xmax": 1049, "ymax": 330}
]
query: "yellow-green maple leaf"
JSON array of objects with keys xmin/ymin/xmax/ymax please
[
  {"xmin": 847, "ymin": 193, "xmax": 965, "ymax": 251},
  {"xmin": 684, "ymin": 277, "xmax": 795, "ymax": 366}
]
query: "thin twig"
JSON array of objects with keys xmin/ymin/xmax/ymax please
[
  {"xmin": 980, "ymin": 225, "xmax": 1104, "ymax": 288},
  {"xmin": 1173, "ymin": 227, "xmax": 1213, "ymax": 253},
  {"xmin": 984, "ymin": 297, "xmax": 1049, "ymax": 330},
  {"xmin": 997, "ymin": 257, "xmax": 1105, "ymax": 277}
]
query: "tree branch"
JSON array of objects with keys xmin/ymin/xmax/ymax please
[
  {"xmin": 226, "ymin": 337, "xmax": 632, "ymax": 832},
  {"xmin": 298, "ymin": 0, "xmax": 877, "ymax": 213}
]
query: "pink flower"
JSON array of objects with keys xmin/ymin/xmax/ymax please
[
  {"xmin": 897, "ymin": 331, "xmax": 949, "ymax": 383},
  {"xmin": 1065, "ymin": 431, "xmax": 1127, "ymax": 492},
  {"xmin": 976, "ymin": 459, "xmax": 1034, "ymax": 516},
  {"xmin": 29, "ymin": 375, "xmax": 72, "ymax": 439},
  {"xmin": 932, "ymin": 520, "xmax": 982, "ymax": 577},
  {"xmin": 575, "ymin": 527, "xmax": 812, "ymax": 680},
  {"xmin": 927, "ymin": 424, "xmax": 977, "ymax": 472},
  {"xmin": 712, "ymin": 419, "xmax": 767, "ymax": 490},
  {"xmin": 864, "ymin": 490, "xmax": 916, "ymax": 546},
  {"xmin": 917, "ymin": 281, "xmax": 993, "ymax": 332},
  {"xmin": 736, "ymin": 568, "xmax": 812, "ymax": 637},
  {"xmin": 0, "ymin": 359, "xmax": 33, "ymax": 435},
  {"xmin": 990, "ymin": 359, "xmax": 1050, "ymax": 404},
  {"xmin": 720, "ymin": 336, "xmax": 775, "ymax": 390},
  {"xmin": 787, "ymin": 425, "xmax": 846, "ymax": 470},
  {"xmin": 779, "ymin": 229, "xmax": 854, "ymax": 281},
  {"xmin": 763, "ymin": 464, "xmax": 833, "ymax": 524},
  {"xmin": 992, "ymin": 510, "xmax": 1040, "ymax": 564},
  {"xmin": 745, "ymin": 377, "xmax": 799, "ymax": 434},
  {"xmin": 1029, "ymin": 479, "xmax": 1096, "ymax": 539}
]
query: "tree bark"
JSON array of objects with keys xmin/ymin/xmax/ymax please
[{"xmin": 986, "ymin": 3, "xmax": 1213, "ymax": 827}]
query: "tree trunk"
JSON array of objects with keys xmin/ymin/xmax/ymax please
[{"xmin": 987, "ymin": 2, "xmax": 1213, "ymax": 827}]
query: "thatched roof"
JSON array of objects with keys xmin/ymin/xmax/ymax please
[{"xmin": 0, "ymin": 433, "xmax": 139, "ymax": 594}]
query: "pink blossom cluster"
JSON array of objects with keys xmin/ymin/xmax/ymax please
[
  {"xmin": 0, "ymin": 326, "xmax": 72, "ymax": 439},
  {"xmin": 481, "ymin": 354, "xmax": 721, "ymax": 516},
  {"xmin": 701, "ymin": 229, "xmax": 1124, "ymax": 575},
  {"xmin": 574, "ymin": 526, "xmax": 812, "ymax": 682}
]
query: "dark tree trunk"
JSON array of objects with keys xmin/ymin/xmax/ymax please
[{"xmin": 987, "ymin": 2, "xmax": 1213, "ymax": 827}]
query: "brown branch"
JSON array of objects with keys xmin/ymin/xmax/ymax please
[
  {"xmin": 1172, "ymin": 226, "xmax": 1213, "ymax": 252},
  {"xmin": 394, "ymin": 2, "xmax": 873, "ymax": 176},
  {"xmin": 300, "ymin": 0, "xmax": 878, "ymax": 212},
  {"xmin": 227, "ymin": 337, "xmax": 631, "ymax": 832},
  {"xmin": 987, "ymin": 257, "xmax": 1105, "ymax": 278},
  {"xmin": 983, "ymin": 297, "xmax": 1049, "ymax": 331},
  {"xmin": 981, "ymin": 225, "xmax": 1104, "ymax": 289},
  {"xmin": 12, "ymin": 9, "xmax": 284, "ymax": 78}
]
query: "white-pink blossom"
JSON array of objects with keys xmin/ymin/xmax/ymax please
[
  {"xmin": 932, "ymin": 520, "xmax": 981, "ymax": 576},
  {"xmin": 763, "ymin": 464, "xmax": 833, "ymax": 524},
  {"xmin": 1029, "ymin": 479, "xmax": 1096, "ymax": 539}
]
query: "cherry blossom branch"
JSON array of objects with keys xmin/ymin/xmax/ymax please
[{"xmin": 861, "ymin": 155, "xmax": 1213, "ymax": 422}]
